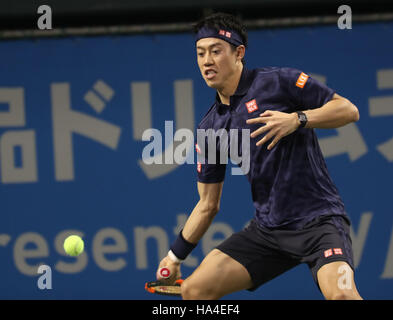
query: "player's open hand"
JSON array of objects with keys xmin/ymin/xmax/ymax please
[{"xmin": 246, "ymin": 110, "xmax": 300, "ymax": 150}]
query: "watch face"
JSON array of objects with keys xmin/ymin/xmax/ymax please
[{"xmin": 297, "ymin": 112, "xmax": 307, "ymax": 127}]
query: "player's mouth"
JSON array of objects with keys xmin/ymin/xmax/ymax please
[{"xmin": 205, "ymin": 69, "xmax": 217, "ymax": 80}]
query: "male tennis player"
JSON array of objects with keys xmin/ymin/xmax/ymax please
[{"xmin": 156, "ymin": 12, "xmax": 362, "ymax": 300}]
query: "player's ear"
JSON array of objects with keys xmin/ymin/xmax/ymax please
[{"xmin": 236, "ymin": 45, "xmax": 245, "ymax": 62}]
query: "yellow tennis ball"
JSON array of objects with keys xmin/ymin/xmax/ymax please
[{"xmin": 63, "ymin": 235, "xmax": 84, "ymax": 256}]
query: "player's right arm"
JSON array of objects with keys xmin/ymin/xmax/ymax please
[
  {"xmin": 183, "ymin": 181, "xmax": 224, "ymax": 242},
  {"xmin": 157, "ymin": 181, "xmax": 224, "ymax": 282}
]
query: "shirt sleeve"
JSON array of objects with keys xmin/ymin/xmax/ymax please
[
  {"xmin": 195, "ymin": 127, "xmax": 227, "ymax": 184},
  {"xmin": 279, "ymin": 67, "xmax": 335, "ymax": 111}
]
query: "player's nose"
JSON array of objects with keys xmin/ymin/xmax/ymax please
[{"xmin": 203, "ymin": 52, "xmax": 214, "ymax": 66}]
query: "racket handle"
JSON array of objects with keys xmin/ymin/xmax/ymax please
[{"xmin": 157, "ymin": 267, "xmax": 171, "ymax": 279}]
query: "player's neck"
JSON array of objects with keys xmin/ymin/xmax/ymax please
[{"xmin": 217, "ymin": 64, "xmax": 243, "ymax": 105}]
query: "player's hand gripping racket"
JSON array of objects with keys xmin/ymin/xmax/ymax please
[{"xmin": 145, "ymin": 267, "xmax": 183, "ymax": 296}]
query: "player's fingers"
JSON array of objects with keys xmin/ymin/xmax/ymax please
[
  {"xmin": 250, "ymin": 124, "xmax": 270, "ymax": 138},
  {"xmin": 156, "ymin": 267, "xmax": 171, "ymax": 280},
  {"xmin": 256, "ymin": 130, "xmax": 276, "ymax": 147},
  {"xmin": 259, "ymin": 110, "xmax": 274, "ymax": 117},
  {"xmin": 247, "ymin": 111, "xmax": 274, "ymax": 125},
  {"xmin": 246, "ymin": 117, "xmax": 268, "ymax": 124},
  {"xmin": 267, "ymin": 134, "xmax": 282, "ymax": 150},
  {"xmin": 156, "ymin": 269, "xmax": 178, "ymax": 285}
]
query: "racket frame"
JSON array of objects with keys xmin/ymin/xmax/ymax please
[{"xmin": 145, "ymin": 279, "xmax": 183, "ymax": 296}]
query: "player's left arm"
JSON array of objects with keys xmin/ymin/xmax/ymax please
[
  {"xmin": 247, "ymin": 93, "xmax": 359, "ymax": 150},
  {"xmin": 301, "ymin": 93, "xmax": 359, "ymax": 129}
]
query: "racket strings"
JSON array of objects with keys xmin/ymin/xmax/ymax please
[
  {"xmin": 154, "ymin": 285, "xmax": 182, "ymax": 295},
  {"xmin": 145, "ymin": 279, "xmax": 183, "ymax": 296}
]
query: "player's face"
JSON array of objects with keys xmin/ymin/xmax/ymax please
[{"xmin": 196, "ymin": 38, "xmax": 239, "ymax": 90}]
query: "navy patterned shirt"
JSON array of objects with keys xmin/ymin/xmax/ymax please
[{"xmin": 196, "ymin": 66, "xmax": 347, "ymax": 230}]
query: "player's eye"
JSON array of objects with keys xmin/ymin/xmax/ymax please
[
  {"xmin": 197, "ymin": 52, "xmax": 204, "ymax": 57},
  {"xmin": 212, "ymin": 50, "xmax": 220, "ymax": 55}
]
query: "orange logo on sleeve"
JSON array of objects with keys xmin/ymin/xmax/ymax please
[
  {"xmin": 195, "ymin": 143, "xmax": 201, "ymax": 154},
  {"xmin": 296, "ymin": 72, "xmax": 309, "ymax": 88}
]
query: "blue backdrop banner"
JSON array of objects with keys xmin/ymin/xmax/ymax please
[{"xmin": 0, "ymin": 21, "xmax": 392, "ymax": 299}]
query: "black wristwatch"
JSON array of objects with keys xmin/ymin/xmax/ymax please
[{"xmin": 296, "ymin": 111, "xmax": 308, "ymax": 129}]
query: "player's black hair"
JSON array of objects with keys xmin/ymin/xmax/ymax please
[{"xmin": 193, "ymin": 12, "xmax": 248, "ymax": 64}]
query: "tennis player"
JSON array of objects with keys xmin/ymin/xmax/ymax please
[{"xmin": 157, "ymin": 12, "xmax": 362, "ymax": 300}]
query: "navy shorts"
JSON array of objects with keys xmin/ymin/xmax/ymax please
[{"xmin": 216, "ymin": 214, "xmax": 354, "ymax": 291}]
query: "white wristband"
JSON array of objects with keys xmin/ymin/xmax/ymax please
[{"xmin": 168, "ymin": 250, "xmax": 183, "ymax": 264}]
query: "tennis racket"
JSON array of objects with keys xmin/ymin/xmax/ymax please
[{"xmin": 145, "ymin": 279, "xmax": 183, "ymax": 296}]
